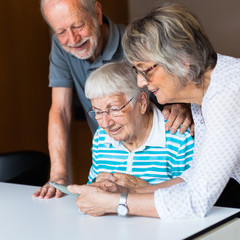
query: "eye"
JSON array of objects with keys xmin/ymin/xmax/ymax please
[
  {"xmin": 95, "ymin": 111, "xmax": 102, "ymax": 115},
  {"xmin": 72, "ymin": 23, "xmax": 85, "ymax": 30},
  {"xmin": 57, "ymin": 30, "xmax": 66, "ymax": 37},
  {"xmin": 109, "ymin": 107, "xmax": 120, "ymax": 112}
]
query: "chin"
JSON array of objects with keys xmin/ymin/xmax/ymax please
[
  {"xmin": 111, "ymin": 135, "xmax": 123, "ymax": 142},
  {"xmin": 156, "ymin": 96, "xmax": 171, "ymax": 105},
  {"xmin": 72, "ymin": 50, "xmax": 93, "ymax": 60},
  {"xmin": 157, "ymin": 98, "xmax": 167, "ymax": 105}
]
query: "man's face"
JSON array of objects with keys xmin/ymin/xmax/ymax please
[{"xmin": 44, "ymin": 0, "xmax": 101, "ymax": 60}]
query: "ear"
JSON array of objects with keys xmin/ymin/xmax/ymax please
[
  {"xmin": 94, "ymin": 1, "xmax": 103, "ymax": 25},
  {"xmin": 138, "ymin": 91, "xmax": 148, "ymax": 115}
]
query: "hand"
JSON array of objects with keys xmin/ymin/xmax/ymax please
[
  {"xmin": 113, "ymin": 172, "xmax": 150, "ymax": 188},
  {"xmin": 32, "ymin": 176, "xmax": 70, "ymax": 199},
  {"xmin": 96, "ymin": 172, "xmax": 118, "ymax": 183},
  {"xmin": 68, "ymin": 184, "xmax": 119, "ymax": 216},
  {"xmin": 95, "ymin": 172, "xmax": 149, "ymax": 189},
  {"xmin": 91, "ymin": 180, "xmax": 128, "ymax": 193},
  {"xmin": 162, "ymin": 103, "xmax": 194, "ymax": 135}
]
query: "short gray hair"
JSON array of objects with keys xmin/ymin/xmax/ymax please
[
  {"xmin": 40, "ymin": 0, "xmax": 97, "ymax": 25},
  {"xmin": 122, "ymin": 3, "xmax": 217, "ymax": 86},
  {"xmin": 85, "ymin": 61, "xmax": 149, "ymax": 105}
]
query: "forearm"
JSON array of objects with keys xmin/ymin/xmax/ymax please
[
  {"xmin": 127, "ymin": 193, "xmax": 159, "ymax": 217},
  {"xmin": 131, "ymin": 177, "xmax": 184, "ymax": 193},
  {"xmin": 106, "ymin": 192, "xmax": 159, "ymax": 218},
  {"xmin": 48, "ymin": 107, "xmax": 71, "ymax": 179}
]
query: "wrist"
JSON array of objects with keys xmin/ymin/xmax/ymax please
[
  {"xmin": 116, "ymin": 192, "xmax": 128, "ymax": 216},
  {"xmin": 108, "ymin": 193, "xmax": 121, "ymax": 214}
]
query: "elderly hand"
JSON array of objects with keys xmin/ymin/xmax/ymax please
[
  {"xmin": 68, "ymin": 184, "xmax": 119, "ymax": 216},
  {"xmin": 91, "ymin": 180, "xmax": 129, "ymax": 193},
  {"xmin": 96, "ymin": 172, "xmax": 118, "ymax": 183},
  {"xmin": 96, "ymin": 172, "xmax": 150, "ymax": 188},
  {"xmin": 32, "ymin": 176, "xmax": 70, "ymax": 199},
  {"xmin": 162, "ymin": 103, "xmax": 194, "ymax": 136},
  {"xmin": 113, "ymin": 172, "xmax": 150, "ymax": 187}
]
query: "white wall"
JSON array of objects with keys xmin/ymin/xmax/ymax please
[{"xmin": 128, "ymin": 0, "xmax": 240, "ymax": 57}]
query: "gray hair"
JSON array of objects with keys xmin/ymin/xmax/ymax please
[
  {"xmin": 85, "ymin": 61, "xmax": 149, "ymax": 106},
  {"xmin": 40, "ymin": 0, "xmax": 97, "ymax": 25},
  {"xmin": 122, "ymin": 3, "xmax": 217, "ymax": 86}
]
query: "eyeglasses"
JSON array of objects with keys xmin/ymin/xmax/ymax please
[
  {"xmin": 133, "ymin": 63, "xmax": 158, "ymax": 82},
  {"xmin": 88, "ymin": 97, "xmax": 135, "ymax": 120}
]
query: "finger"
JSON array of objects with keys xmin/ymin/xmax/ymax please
[
  {"xmin": 68, "ymin": 184, "xmax": 86, "ymax": 194},
  {"xmin": 96, "ymin": 172, "xmax": 117, "ymax": 182},
  {"xmin": 190, "ymin": 123, "xmax": 194, "ymax": 136},
  {"xmin": 54, "ymin": 189, "xmax": 64, "ymax": 198},
  {"xmin": 161, "ymin": 105, "xmax": 171, "ymax": 120},
  {"xmin": 32, "ymin": 187, "xmax": 43, "ymax": 197},
  {"xmin": 165, "ymin": 113, "xmax": 178, "ymax": 132},
  {"xmin": 96, "ymin": 172, "xmax": 107, "ymax": 182},
  {"xmin": 43, "ymin": 187, "xmax": 58, "ymax": 199},
  {"xmin": 179, "ymin": 117, "xmax": 192, "ymax": 134},
  {"xmin": 38, "ymin": 186, "xmax": 50, "ymax": 199},
  {"xmin": 90, "ymin": 182, "xmax": 102, "ymax": 187},
  {"xmin": 112, "ymin": 172, "xmax": 125, "ymax": 180},
  {"xmin": 169, "ymin": 111, "xmax": 192, "ymax": 134}
]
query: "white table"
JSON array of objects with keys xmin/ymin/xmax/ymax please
[{"xmin": 0, "ymin": 182, "xmax": 239, "ymax": 240}]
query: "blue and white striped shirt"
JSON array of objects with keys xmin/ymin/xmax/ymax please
[{"xmin": 88, "ymin": 105, "xmax": 194, "ymax": 184}]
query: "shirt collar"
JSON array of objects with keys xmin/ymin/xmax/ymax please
[
  {"xmin": 88, "ymin": 15, "xmax": 120, "ymax": 69},
  {"xmin": 101, "ymin": 15, "xmax": 121, "ymax": 61}
]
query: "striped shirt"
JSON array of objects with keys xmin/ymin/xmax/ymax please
[{"xmin": 88, "ymin": 104, "xmax": 194, "ymax": 184}]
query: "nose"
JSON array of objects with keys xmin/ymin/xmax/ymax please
[
  {"xmin": 137, "ymin": 75, "xmax": 148, "ymax": 88},
  {"xmin": 68, "ymin": 29, "xmax": 79, "ymax": 45},
  {"xmin": 101, "ymin": 113, "xmax": 114, "ymax": 129}
]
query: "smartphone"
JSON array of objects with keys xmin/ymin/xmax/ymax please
[{"xmin": 49, "ymin": 181, "xmax": 79, "ymax": 197}]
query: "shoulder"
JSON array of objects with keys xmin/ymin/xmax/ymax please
[
  {"xmin": 50, "ymin": 34, "xmax": 70, "ymax": 59},
  {"xmin": 93, "ymin": 127, "xmax": 108, "ymax": 144},
  {"xmin": 165, "ymin": 120, "xmax": 193, "ymax": 144},
  {"xmin": 116, "ymin": 23, "xmax": 126, "ymax": 36}
]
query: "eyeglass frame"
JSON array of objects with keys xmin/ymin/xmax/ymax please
[
  {"xmin": 88, "ymin": 96, "xmax": 135, "ymax": 120},
  {"xmin": 132, "ymin": 63, "xmax": 159, "ymax": 82}
]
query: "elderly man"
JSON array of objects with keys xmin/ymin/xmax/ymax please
[{"xmin": 33, "ymin": 0, "xmax": 193, "ymax": 199}]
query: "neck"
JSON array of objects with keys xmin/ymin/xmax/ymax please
[
  {"xmin": 180, "ymin": 69, "xmax": 213, "ymax": 105},
  {"xmin": 89, "ymin": 22, "xmax": 109, "ymax": 62},
  {"xmin": 123, "ymin": 110, "xmax": 153, "ymax": 152},
  {"xmin": 196, "ymin": 69, "xmax": 212, "ymax": 105}
]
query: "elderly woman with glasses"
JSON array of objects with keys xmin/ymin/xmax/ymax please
[
  {"xmin": 83, "ymin": 61, "xmax": 193, "ymax": 189},
  {"xmin": 68, "ymin": 3, "xmax": 240, "ymax": 219}
]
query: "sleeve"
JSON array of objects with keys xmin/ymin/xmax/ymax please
[
  {"xmin": 87, "ymin": 129, "xmax": 100, "ymax": 184},
  {"xmin": 154, "ymin": 89, "xmax": 240, "ymax": 219},
  {"xmin": 48, "ymin": 35, "xmax": 74, "ymax": 88}
]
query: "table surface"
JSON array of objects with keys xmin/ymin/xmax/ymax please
[{"xmin": 0, "ymin": 182, "xmax": 239, "ymax": 240}]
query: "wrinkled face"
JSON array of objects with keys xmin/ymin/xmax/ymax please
[
  {"xmin": 91, "ymin": 94, "xmax": 143, "ymax": 143},
  {"xmin": 134, "ymin": 61, "xmax": 183, "ymax": 105},
  {"xmin": 44, "ymin": 0, "xmax": 101, "ymax": 60}
]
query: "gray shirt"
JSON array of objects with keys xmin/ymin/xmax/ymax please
[{"xmin": 48, "ymin": 16, "xmax": 126, "ymax": 133}]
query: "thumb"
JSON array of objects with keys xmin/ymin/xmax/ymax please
[
  {"xmin": 161, "ymin": 106, "xmax": 171, "ymax": 120},
  {"xmin": 68, "ymin": 184, "xmax": 84, "ymax": 194}
]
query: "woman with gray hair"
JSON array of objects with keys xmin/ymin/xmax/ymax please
[
  {"xmin": 84, "ymin": 61, "xmax": 193, "ymax": 189},
  {"xmin": 68, "ymin": 3, "xmax": 240, "ymax": 219}
]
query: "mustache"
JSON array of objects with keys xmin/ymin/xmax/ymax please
[{"xmin": 67, "ymin": 38, "xmax": 89, "ymax": 47}]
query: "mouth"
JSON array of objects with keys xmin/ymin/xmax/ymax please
[
  {"xmin": 150, "ymin": 88, "xmax": 159, "ymax": 96},
  {"xmin": 72, "ymin": 39, "xmax": 89, "ymax": 51},
  {"xmin": 109, "ymin": 126, "xmax": 122, "ymax": 135}
]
